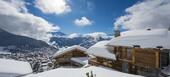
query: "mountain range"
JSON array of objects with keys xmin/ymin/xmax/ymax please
[
  {"xmin": 50, "ymin": 32, "xmax": 112, "ymax": 48},
  {"xmin": 0, "ymin": 28, "xmax": 113, "ymax": 52}
]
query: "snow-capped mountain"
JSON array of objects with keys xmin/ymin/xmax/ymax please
[{"xmin": 50, "ymin": 32, "xmax": 113, "ymax": 48}]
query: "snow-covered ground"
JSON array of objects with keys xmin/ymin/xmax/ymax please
[
  {"xmin": 161, "ymin": 65, "xmax": 170, "ymax": 76},
  {"xmin": 25, "ymin": 66, "xmax": 143, "ymax": 77},
  {"xmin": 0, "ymin": 59, "xmax": 33, "ymax": 77}
]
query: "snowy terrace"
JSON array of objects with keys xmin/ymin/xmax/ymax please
[
  {"xmin": 87, "ymin": 41, "xmax": 116, "ymax": 60},
  {"xmin": 108, "ymin": 29, "xmax": 170, "ymax": 49},
  {"xmin": 25, "ymin": 66, "xmax": 143, "ymax": 77},
  {"xmin": 0, "ymin": 59, "xmax": 32, "ymax": 77}
]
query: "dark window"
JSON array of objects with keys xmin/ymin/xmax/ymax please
[{"xmin": 160, "ymin": 50, "xmax": 169, "ymax": 68}]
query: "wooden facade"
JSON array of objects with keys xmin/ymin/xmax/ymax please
[
  {"xmin": 54, "ymin": 49, "xmax": 88, "ymax": 67},
  {"xmin": 133, "ymin": 48, "xmax": 160, "ymax": 69},
  {"xmin": 112, "ymin": 46, "xmax": 169, "ymax": 76},
  {"xmin": 89, "ymin": 45, "xmax": 170, "ymax": 76}
]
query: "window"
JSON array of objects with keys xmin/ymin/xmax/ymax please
[{"xmin": 160, "ymin": 49, "xmax": 170, "ymax": 68}]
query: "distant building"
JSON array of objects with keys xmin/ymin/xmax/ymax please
[{"xmin": 53, "ymin": 45, "xmax": 88, "ymax": 68}]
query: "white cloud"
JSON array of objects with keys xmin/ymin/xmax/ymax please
[
  {"xmin": 0, "ymin": 0, "xmax": 60, "ymax": 42},
  {"xmin": 67, "ymin": 33, "xmax": 81, "ymax": 38},
  {"xmin": 35, "ymin": 0, "xmax": 71, "ymax": 15},
  {"xmin": 114, "ymin": 0, "xmax": 170, "ymax": 30},
  {"xmin": 74, "ymin": 16, "xmax": 93, "ymax": 27}
]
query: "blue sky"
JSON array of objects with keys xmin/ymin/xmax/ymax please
[
  {"xmin": 0, "ymin": 0, "xmax": 169, "ymax": 42},
  {"xmin": 26, "ymin": 0, "xmax": 140, "ymax": 34}
]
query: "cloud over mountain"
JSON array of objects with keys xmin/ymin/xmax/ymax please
[
  {"xmin": 74, "ymin": 16, "xmax": 93, "ymax": 27},
  {"xmin": 67, "ymin": 33, "xmax": 81, "ymax": 38},
  {"xmin": 0, "ymin": 0, "xmax": 60, "ymax": 42},
  {"xmin": 83, "ymin": 32, "xmax": 108, "ymax": 38},
  {"xmin": 114, "ymin": 0, "xmax": 170, "ymax": 30}
]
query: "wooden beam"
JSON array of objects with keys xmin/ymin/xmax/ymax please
[{"xmin": 119, "ymin": 59, "xmax": 133, "ymax": 63}]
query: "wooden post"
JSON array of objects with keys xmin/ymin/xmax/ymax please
[
  {"xmin": 132, "ymin": 48, "xmax": 136, "ymax": 74},
  {"xmin": 155, "ymin": 51, "xmax": 160, "ymax": 68},
  {"xmin": 132, "ymin": 48, "xmax": 135, "ymax": 64}
]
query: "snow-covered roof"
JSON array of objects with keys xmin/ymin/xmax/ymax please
[
  {"xmin": 0, "ymin": 59, "xmax": 32, "ymax": 75},
  {"xmin": 25, "ymin": 66, "xmax": 142, "ymax": 77},
  {"xmin": 121, "ymin": 29, "xmax": 168, "ymax": 37},
  {"xmin": 53, "ymin": 45, "xmax": 87, "ymax": 58},
  {"xmin": 87, "ymin": 41, "xmax": 116, "ymax": 60},
  {"xmin": 161, "ymin": 65, "xmax": 170, "ymax": 75},
  {"xmin": 108, "ymin": 29, "xmax": 170, "ymax": 49}
]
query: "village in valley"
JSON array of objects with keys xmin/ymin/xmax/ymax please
[{"xmin": 0, "ymin": 0, "xmax": 170, "ymax": 77}]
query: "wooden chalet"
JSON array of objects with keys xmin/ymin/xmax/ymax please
[
  {"xmin": 87, "ymin": 41, "xmax": 117, "ymax": 69},
  {"xmin": 53, "ymin": 45, "xmax": 88, "ymax": 68},
  {"xmin": 106, "ymin": 29, "xmax": 170, "ymax": 77}
]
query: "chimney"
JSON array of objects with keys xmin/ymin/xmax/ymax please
[
  {"xmin": 147, "ymin": 28, "xmax": 151, "ymax": 31},
  {"xmin": 133, "ymin": 45, "xmax": 140, "ymax": 48},
  {"xmin": 114, "ymin": 29, "xmax": 120, "ymax": 37},
  {"xmin": 156, "ymin": 46, "xmax": 163, "ymax": 49}
]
